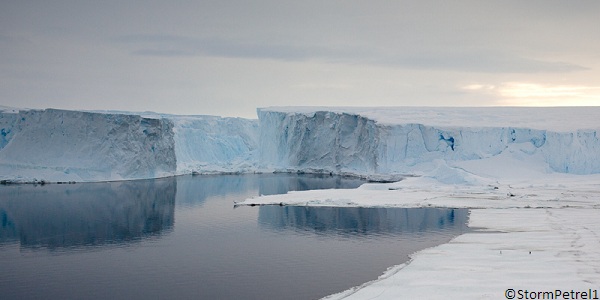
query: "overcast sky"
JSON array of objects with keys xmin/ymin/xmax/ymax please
[{"xmin": 2, "ymin": 0, "xmax": 599, "ymax": 118}]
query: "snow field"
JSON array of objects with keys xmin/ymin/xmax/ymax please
[{"xmin": 324, "ymin": 208, "xmax": 600, "ymax": 300}]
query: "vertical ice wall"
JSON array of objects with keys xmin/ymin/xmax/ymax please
[
  {"xmin": 376, "ymin": 125, "xmax": 549, "ymax": 173},
  {"xmin": 0, "ymin": 108, "xmax": 260, "ymax": 182},
  {"xmin": 258, "ymin": 109, "xmax": 600, "ymax": 175},
  {"xmin": 1, "ymin": 107, "xmax": 598, "ymax": 182},
  {"xmin": 0, "ymin": 109, "xmax": 177, "ymax": 182},
  {"xmin": 0, "ymin": 108, "xmax": 19, "ymax": 150},
  {"xmin": 258, "ymin": 110, "xmax": 379, "ymax": 174},
  {"xmin": 172, "ymin": 116, "xmax": 259, "ymax": 174},
  {"xmin": 542, "ymin": 130, "xmax": 600, "ymax": 174}
]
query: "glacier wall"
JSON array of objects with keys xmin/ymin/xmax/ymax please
[
  {"xmin": 259, "ymin": 110, "xmax": 379, "ymax": 174},
  {"xmin": 258, "ymin": 109, "xmax": 600, "ymax": 176},
  {"xmin": 0, "ymin": 109, "xmax": 177, "ymax": 182},
  {"xmin": 0, "ymin": 109, "xmax": 259, "ymax": 182},
  {"xmin": 173, "ymin": 116, "xmax": 259, "ymax": 174},
  {"xmin": 1, "ymin": 106, "xmax": 598, "ymax": 183}
]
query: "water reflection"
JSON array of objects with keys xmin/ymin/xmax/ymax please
[
  {"xmin": 258, "ymin": 174, "xmax": 366, "ymax": 196},
  {"xmin": 0, "ymin": 178, "xmax": 176, "ymax": 250},
  {"xmin": 259, "ymin": 206, "xmax": 469, "ymax": 236},
  {"xmin": 0, "ymin": 174, "xmax": 365, "ymax": 251},
  {"xmin": 0, "ymin": 174, "xmax": 470, "ymax": 300},
  {"xmin": 175, "ymin": 173, "xmax": 365, "ymax": 207},
  {"xmin": 175, "ymin": 175, "xmax": 257, "ymax": 207}
]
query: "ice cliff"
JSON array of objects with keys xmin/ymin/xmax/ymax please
[
  {"xmin": 258, "ymin": 107, "xmax": 600, "ymax": 177},
  {"xmin": 0, "ymin": 108, "xmax": 177, "ymax": 182},
  {"xmin": 0, "ymin": 108, "xmax": 258, "ymax": 182},
  {"xmin": 173, "ymin": 116, "xmax": 258, "ymax": 175},
  {"xmin": 1, "ymin": 106, "xmax": 599, "ymax": 183}
]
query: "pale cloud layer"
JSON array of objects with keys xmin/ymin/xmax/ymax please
[{"xmin": 1, "ymin": 0, "xmax": 599, "ymax": 118}]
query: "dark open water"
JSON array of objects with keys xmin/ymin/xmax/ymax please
[{"xmin": 0, "ymin": 174, "xmax": 469, "ymax": 300}]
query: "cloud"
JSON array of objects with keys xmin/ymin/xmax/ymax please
[
  {"xmin": 463, "ymin": 82, "xmax": 600, "ymax": 106},
  {"xmin": 290, "ymin": 83, "xmax": 353, "ymax": 90},
  {"xmin": 462, "ymin": 84, "xmax": 496, "ymax": 91},
  {"xmin": 383, "ymin": 52, "xmax": 588, "ymax": 73},
  {"xmin": 114, "ymin": 34, "xmax": 587, "ymax": 74},
  {"xmin": 499, "ymin": 83, "xmax": 593, "ymax": 98},
  {"xmin": 114, "ymin": 34, "xmax": 343, "ymax": 61}
]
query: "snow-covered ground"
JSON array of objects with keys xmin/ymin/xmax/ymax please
[
  {"xmin": 327, "ymin": 208, "xmax": 600, "ymax": 300},
  {"xmin": 2, "ymin": 105, "xmax": 599, "ymax": 298}
]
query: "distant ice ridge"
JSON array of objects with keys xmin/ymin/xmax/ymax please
[
  {"xmin": 0, "ymin": 108, "xmax": 259, "ymax": 183},
  {"xmin": 258, "ymin": 107, "xmax": 600, "ymax": 179}
]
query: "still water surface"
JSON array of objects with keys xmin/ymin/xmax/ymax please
[{"xmin": 0, "ymin": 174, "xmax": 469, "ymax": 300}]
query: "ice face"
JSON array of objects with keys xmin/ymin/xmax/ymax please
[
  {"xmin": 172, "ymin": 116, "xmax": 259, "ymax": 175},
  {"xmin": 0, "ymin": 109, "xmax": 177, "ymax": 182},
  {"xmin": 258, "ymin": 107, "xmax": 600, "ymax": 176},
  {"xmin": 1, "ymin": 106, "xmax": 599, "ymax": 183},
  {"xmin": 0, "ymin": 109, "xmax": 259, "ymax": 182},
  {"xmin": 258, "ymin": 110, "xmax": 379, "ymax": 174}
]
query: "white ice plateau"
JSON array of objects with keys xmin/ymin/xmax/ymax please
[{"xmin": 2, "ymin": 105, "xmax": 600, "ymax": 299}]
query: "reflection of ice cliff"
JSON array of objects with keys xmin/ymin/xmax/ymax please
[
  {"xmin": 176, "ymin": 174, "xmax": 365, "ymax": 206},
  {"xmin": 258, "ymin": 206, "xmax": 469, "ymax": 235},
  {"xmin": 258, "ymin": 174, "xmax": 365, "ymax": 196},
  {"xmin": 0, "ymin": 178, "xmax": 175, "ymax": 250}
]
